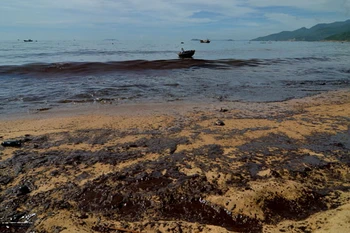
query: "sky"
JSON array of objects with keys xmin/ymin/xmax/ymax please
[{"xmin": 1, "ymin": 0, "xmax": 350, "ymax": 40}]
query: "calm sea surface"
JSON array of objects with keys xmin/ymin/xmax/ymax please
[{"xmin": 0, "ymin": 39, "xmax": 349, "ymax": 115}]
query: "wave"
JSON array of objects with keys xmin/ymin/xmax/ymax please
[{"xmin": 0, "ymin": 57, "xmax": 331, "ymax": 76}]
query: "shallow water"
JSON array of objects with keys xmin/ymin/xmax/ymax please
[{"xmin": 0, "ymin": 40, "xmax": 349, "ymax": 115}]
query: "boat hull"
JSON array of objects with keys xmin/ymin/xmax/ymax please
[
  {"xmin": 200, "ymin": 39, "xmax": 210, "ymax": 43},
  {"xmin": 178, "ymin": 50, "xmax": 195, "ymax": 58}
]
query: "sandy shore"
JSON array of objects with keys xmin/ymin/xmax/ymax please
[{"xmin": 0, "ymin": 90, "xmax": 349, "ymax": 233}]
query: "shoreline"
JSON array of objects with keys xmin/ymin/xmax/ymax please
[
  {"xmin": 0, "ymin": 90, "xmax": 349, "ymax": 233},
  {"xmin": 1, "ymin": 87, "xmax": 349, "ymax": 120}
]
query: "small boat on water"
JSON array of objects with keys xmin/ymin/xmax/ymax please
[
  {"xmin": 24, "ymin": 39, "xmax": 33, "ymax": 42},
  {"xmin": 178, "ymin": 49, "xmax": 195, "ymax": 58},
  {"xmin": 200, "ymin": 39, "xmax": 210, "ymax": 43}
]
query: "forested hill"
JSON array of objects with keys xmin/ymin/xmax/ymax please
[
  {"xmin": 252, "ymin": 19, "xmax": 350, "ymax": 41},
  {"xmin": 325, "ymin": 31, "xmax": 350, "ymax": 41}
]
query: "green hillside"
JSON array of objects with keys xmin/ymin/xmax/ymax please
[
  {"xmin": 325, "ymin": 31, "xmax": 350, "ymax": 41},
  {"xmin": 252, "ymin": 19, "xmax": 350, "ymax": 41}
]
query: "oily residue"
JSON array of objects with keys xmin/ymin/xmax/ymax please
[{"xmin": 0, "ymin": 103, "xmax": 349, "ymax": 232}]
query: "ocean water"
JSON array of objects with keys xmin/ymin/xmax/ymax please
[{"xmin": 0, "ymin": 39, "xmax": 349, "ymax": 115}]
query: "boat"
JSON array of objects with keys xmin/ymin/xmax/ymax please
[
  {"xmin": 24, "ymin": 39, "xmax": 33, "ymax": 42},
  {"xmin": 178, "ymin": 49, "xmax": 195, "ymax": 58},
  {"xmin": 200, "ymin": 39, "xmax": 210, "ymax": 43}
]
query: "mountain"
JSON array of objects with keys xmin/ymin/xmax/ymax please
[
  {"xmin": 325, "ymin": 31, "xmax": 350, "ymax": 41},
  {"xmin": 252, "ymin": 19, "xmax": 350, "ymax": 41}
]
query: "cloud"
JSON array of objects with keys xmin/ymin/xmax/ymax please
[
  {"xmin": 264, "ymin": 13, "xmax": 322, "ymax": 29},
  {"xmin": 247, "ymin": 0, "xmax": 350, "ymax": 14},
  {"xmin": 1, "ymin": 0, "xmax": 255, "ymax": 26},
  {"xmin": 1, "ymin": 0, "xmax": 349, "ymax": 40}
]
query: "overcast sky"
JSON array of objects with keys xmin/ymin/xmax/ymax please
[{"xmin": 1, "ymin": 0, "xmax": 350, "ymax": 40}]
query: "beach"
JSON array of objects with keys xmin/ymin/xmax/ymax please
[{"xmin": 0, "ymin": 89, "xmax": 349, "ymax": 232}]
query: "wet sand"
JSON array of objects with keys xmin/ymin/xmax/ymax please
[{"xmin": 0, "ymin": 90, "xmax": 349, "ymax": 233}]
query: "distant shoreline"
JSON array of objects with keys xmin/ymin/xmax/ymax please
[
  {"xmin": 251, "ymin": 39, "xmax": 350, "ymax": 42},
  {"xmin": 322, "ymin": 40, "xmax": 350, "ymax": 43}
]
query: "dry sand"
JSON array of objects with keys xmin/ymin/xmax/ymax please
[{"xmin": 0, "ymin": 90, "xmax": 349, "ymax": 233}]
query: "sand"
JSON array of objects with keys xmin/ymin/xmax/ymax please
[{"xmin": 0, "ymin": 90, "xmax": 349, "ymax": 233}]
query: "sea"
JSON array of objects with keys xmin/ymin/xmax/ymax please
[{"xmin": 0, "ymin": 39, "xmax": 349, "ymax": 116}]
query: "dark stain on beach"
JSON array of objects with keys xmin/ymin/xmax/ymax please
[
  {"xmin": 0, "ymin": 224, "xmax": 31, "ymax": 233},
  {"xmin": 262, "ymin": 190, "xmax": 328, "ymax": 224},
  {"xmin": 0, "ymin": 119, "xmax": 349, "ymax": 232},
  {"xmin": 69, "ymin": 165, "xmax": 262, "ymax": 232}
]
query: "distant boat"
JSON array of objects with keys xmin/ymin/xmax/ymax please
[
  {"xmin": 200, "ymin": 39, "xmax": 210, "ymax": 43},
  {"xmin": 24, "ymin": 39, "xmax": 33, "ymax": 42},
  {"xmin": 178, "ymin": 49, "xmax": 195, "ymax": 58}
]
